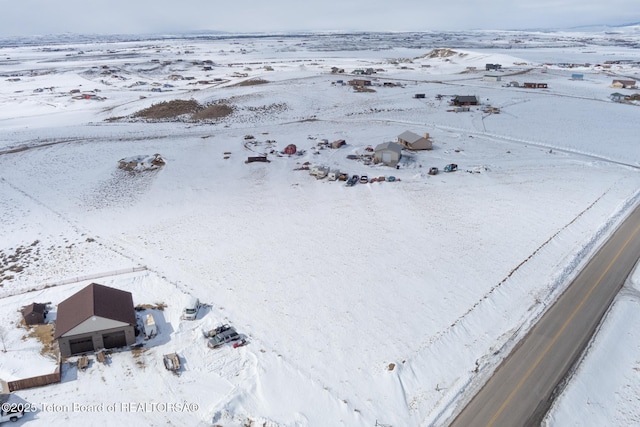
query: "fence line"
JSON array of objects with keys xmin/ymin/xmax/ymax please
[
  {"xmin": 8, "ymin": 362, "xmax": 61, "ymax": 392},
  {"xmin": 1, "ymin": 266, "xmax": 147, "ymax": 299}
]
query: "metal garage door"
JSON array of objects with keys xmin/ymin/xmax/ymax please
[
  {"xmin": 69, "ymin": 337, "xmax": 94, "ymax": 355},
  {"xmin": 102, "ymin": 331, "xmax": 126, "ymax": 349},
  {"xmin": 382, "ymin": 152, "xmax": 392, "ymax": 163}
]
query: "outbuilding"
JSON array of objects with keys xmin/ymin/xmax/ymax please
[
  {"xmin": 22, "ymin": 303, "xmax": 48, "ymax": 326},
  {"xmin": 374, "ymin": 142, "xmax": 403, "ymax": 167},
  {"xmin": 54, "ymin": 283, "xmax": 137, "ymax": 357},
  {"xmin": 348, "ymin": 79, "xmax": 372, "ymax": 87},
  {"xmin": 451, "ymin": 95, "xmax": 479, "ymax": 106},
  {"xmin": 611, "ymin": 79, "xmax": 637, "ymax": 89},
  {"xmin": 331, "ymin": 139, "xmax": 346, "ymax": 149},
  {"xmin": 397, "ymin": 131, "xmax": 432, "ymax": 150}
]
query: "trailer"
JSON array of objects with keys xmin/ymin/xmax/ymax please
[
  {"xmin": 77, "ymin": 355, "xmax": 90, "ymax": 371},
  {"xmin": 144, "ymin": 313, "xmax": 157, "ymax": 338},
  {"xmin": 163, "ymin": 353, "xmax": 181, "ymax": 375}
]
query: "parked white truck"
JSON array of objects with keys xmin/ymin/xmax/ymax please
[{"xmin": 0, "ymin": 402, "xmax": 24, "ymax": 423}]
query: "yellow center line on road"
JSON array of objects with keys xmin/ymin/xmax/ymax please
[{"xmin": 486, "ymin": 221, "xmax": 640, "ymax": 427}]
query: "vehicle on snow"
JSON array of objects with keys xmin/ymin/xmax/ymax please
[
  {"xmin": 203, "ymin": 324, "xmax": 232, "ymax": 338},
  {"xmin": 182, "ymin": 297, "xmax": 200, "ymax": 320},
  {"xmin": 208, "ymin": 328, "xmax": 241, "ymax": 349}
]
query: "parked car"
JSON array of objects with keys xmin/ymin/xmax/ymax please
[
  {"xmin": 359, "ymin": 175, "xmax": 369, "ymax": 184},
  {"xmin": 182, "ymin": 297, "xmax": 199, "ymax": 320},
  {"xmin": 208, "ymin": 328, "xmax": 241, "ymax": 349},
  {"xmin": 347, "ymin": 175, "xmax": 359, "ymax": 186},
  {"xmin": 428, "ymin": 167, "xmax": 439, "ymax": 175},
  {"xmin": 203, "ymin": 324, "xmax": 232, "ymax": 338},
  {"xmin": 444, "ymin": 163, "xmax": 458, "ymax": 172},
  {"xmin": 0, "ymin": 396, "xmax": 25, "ymax": 423},
  {"xmin": 386, "ymin": 176, "xmax": 396, "ymax": 182},
  {"xmin": 338, "ymin": 172, "xmax": 348, "ymax": 181}
]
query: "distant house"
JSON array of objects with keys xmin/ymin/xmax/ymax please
[
  {"xmin": 22, "ymin": 303, "xmax": 47, "ymax": 326},
  {"xmin": 374, "ymin": 142, "xmax": 403, "ymax": 167},
  {"xmin": 348, "ymin": 79, "xmax": 372, "ymax": 87},
  {"xmin": 610, "ymin": 92, "xmax": 626, "ymax": 102},
  {"xmin": 485, "ymin": 63, "xmax": 502, "ymax": 71},
  {"xmin": 611, "ymin": 79, "xmax": 637, "ymax": 89},
  {"xmin": 483, "ymin": 75, "xmax": 501, "ymax": 82},
  {"xmin": 331, "ymin": 139, "xmax": 346, "ymax": 149},
  {"xmin": 523, "ymin": 82, "xmax": 548, "ymax": 89},
  {"xmin": 54, "ymin": 283, "xmax": 137, "ymax": 357},
  {"xmin": 451, "ymin": 95, "xmax": 479, "ymax": 106},
  {"xmin": 397, "ymin": 131, "xmax": 432, "ymax": 151}
]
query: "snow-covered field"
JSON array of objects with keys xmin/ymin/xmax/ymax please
[{"xmin": 0, "ymin": 28, "xmax": 639, "ymax": 426}]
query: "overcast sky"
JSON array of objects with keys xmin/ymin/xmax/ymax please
[{"xmin": 0, "ymin": 0, "xmax": 637, "ymax": 37}]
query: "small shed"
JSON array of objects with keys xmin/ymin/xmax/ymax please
[
  {"xmin": 331, "ymin": 139, "xmax": 346, "ymax": 149},
  {"xmin": 485, "ymin": 63, "xmax": 502, "ymax": 71},
  {"xmin": 374, "ymin": 142, "xmax": 403, "ymax": 167},
  {"xmin": 397, "ymin": 131, "xmax": 432, "ymax": 150},
  {"xmin": 283, "ymin": 144, "xmax": 297, "ymax": 155},
  {"xmin": 22, "ymin": 303, "xmax": 47, "ymax": 326},
  {"xmin": 571, "ymin": 73, "xmax": 584, "ymax": 80}
]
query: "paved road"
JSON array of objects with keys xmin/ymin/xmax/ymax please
[{"xmin": 450, "ymin": 203, "xmax": 640, "ymax": 427}]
